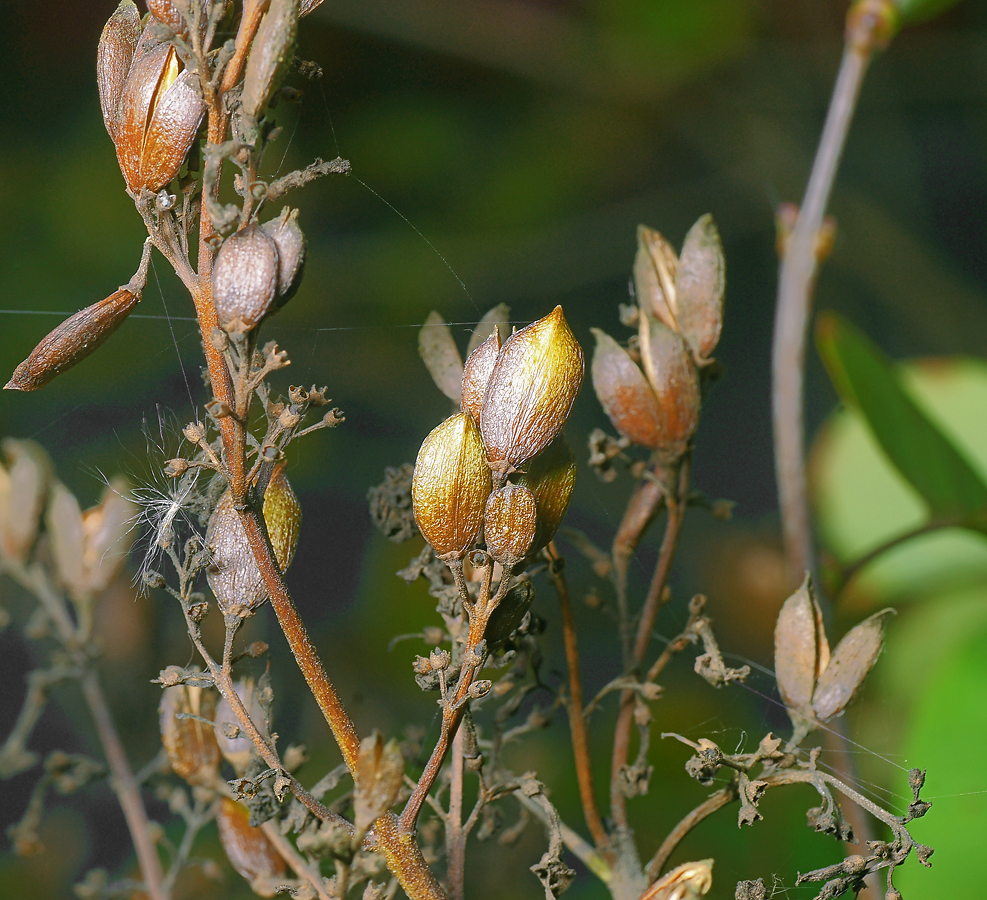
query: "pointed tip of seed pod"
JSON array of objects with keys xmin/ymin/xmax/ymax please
[{"xmin": 3, "ymin": 377, "xmax": 25, "ymax": 392}]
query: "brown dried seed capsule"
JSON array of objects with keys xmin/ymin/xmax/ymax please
[
  {"xmin": 260, "ymin": 207, "xmax": 306, "ymax": 304},
  {"xmin": 774, "ymin": 574, "xmax": 829, "ymax": 720},
  {"xmin": 674, "ymin": 214, "xmax": 725, "ymax": 363},
  {"xmin": 460, "ymin": 329, "xmax": 500, "ymax": 422},
  {"xmin": 97, "ymin": 0, "xmax": 140, "ymax": 140},
  {"xmin": 634, "ymin": 224, "xmax": 679, "ymax": 333},
  {"xmin": 480, "ymin": 306, "xmax": 585, "ymax": 473},
  {"xmin": 206, "ymin": 466, "xmax": 301, "ymax": 618},
  {"xmin": 638, "ymin": 311, "xmax": 700, "ymax": 460},
  {"xmin": 412, "ymin": 412, "xmax": 491, "ymax": 559},
  {"xmin": 517, "ymin": 434, "xmax": 576, "ymax": 556},
  {"xmin": 5, "ymin": 289, "xmax": 140, "ymax": 391},
  {"xmin": 591, "ymin": 328, "xmax": 663, "ymax": 449},
  {"xmin": 483, "ymin": 483, "xmax": 537, "ymax": 567},
  {"xmin": 217, "ymin": 797, "xmax": 287, "ymax": 885},
  {"xmin": 147, "ymin": 0, "xmax": 187, "ymax": 35},
  {"xmin": 812, "ymin": 608, "xmax": 894, "ymax": 721},
  {"xmin": 212, "ymin": 223, "xmax": 281, "ymax": 331},
  {"xmin": 241, "ymin": 0, "xmax": 300, "ymax": 119},
  {"xmin": 484, "ymin": 580, "xmax": 533, "ymax": 649},
  {"xmin": 159, "ymin": 684, "xmax": 221, "ymax": 785}
]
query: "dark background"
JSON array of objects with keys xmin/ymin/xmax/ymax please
[{"xmin": 2, "ymin": 1, "xmax": 987, "ymax": 897}]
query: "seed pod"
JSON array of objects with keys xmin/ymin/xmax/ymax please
[
  {"xmin": 5, "ymin": 289, "xmax": 140, "ymax": 391},
  {"xmin": 419, "ymin": 312, "xmax": 464, "ymax": 403},
  {"xmin": 774, "ymin": 574, "xmax": 829, "ymax": 720},
  {"xmin": 675, "ymin": 214, "xmax": 724, "ymax": 362},
  {"xmin": 147, "ymin": 0, "xmax": 187, "ymax": 35},
  {"xmin": 212, "ymin": 223, "xmax": 280, "ymax": 331},
  {"xmin": 261, "ymin": 207, "xmax": 306, "ymax": 304},
  {"xmin": 640, "ymin": 859, "xmax": 713, "ymax": 900},
  {"xmin": 0, "ymin": 440, "xmax": 52, "ymax": 564},
  {"xmin": 484, "ymin": 580, "xmax": 533, "ymax": 648},
  {"xmin": 517, "ymin": 435, "xmax": 576, "ymax": 556},
  {"xmin": 412, "ymin": 412, "xmax": 491, "ymax": 560},
  {"xmin": 590, "ymin": 328, "xmax": 663, "ymax": 449},
  {"xmin": 638, "ymin": 311, "xmax": 700, "ymax": 460},
  {"xmin": 241, "ymin": 0, "xmax": 301, "ymax": 119},
  {"xmin": 484, "ymin": 483, "xmax": 537, "ymax": 567},
  {"xmin": 300, "ymin": 0, "xmax": 326, "ymax": 13},
  {"xmin": 353, "ymin": 732, "xmax": 405, "ymax": 839},
  {"xmin": 812, "ymin": 609, "xmax": 894, "ymax": 721},
  {"xmin": 633, "ymin": 225, "xmax": 679, "ymax": 333},
  {"xmin": 465, "ymin": 302, "xmax": 510, "ymax": 358},
  {"xmin": 115, "ymin": 41, "xmax": 205, "ymax": 193},
  {"xmin": 206, "ymin": 466, "xmax": 301, "ymax": 618},
  {"xmin": 217, "ymin": 798, "xmax": 287, "ymax": 886},
  {"xmin": 480, "ymin": 306, "xmax": 584, "ymax": 472},
  {"xmin": 461, "ymin": 329, "xmax": 500, "ymax": 422},
  {"xmin": 213, "ymin": 678, "xmax": 267, "ymax": 774},
  {"xmin": 97, "ymin": 0, "xmax": 140, "ymax": 140},
  {"xmin": 159, "ymin": 684, "xmax": 221, "ymax": 785}
]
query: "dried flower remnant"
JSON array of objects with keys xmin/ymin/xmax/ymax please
[
  {"xmin": 159, "ymin": 684, "xmax": 221, "ymax": 785},
  {"xmin": 0, "ymin": 440, "xmax": 52, "ymax": 564},
  {"xmin": 480, "ymin": 306, "xmax": 585, "ymax": 473},
  {"xmin": 412, "ymin": 412, "xmax": 491, "ymax": 560},
  {"xmin": 216, "ymin": 797, "xmax": 287, "ymax": 889},
  {"xmin": 206, "ymin": 466, "xmax": 301, "ymax": 618},
  {"xmin": 212, "ymin": 223, "xmax": 282, "ymax": 331}
]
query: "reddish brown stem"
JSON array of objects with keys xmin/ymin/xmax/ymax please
[
  {"xmin": 610, "ymin": 457, "xmax": 690, "ymax": 830},
  {"xmin": 548, "ymin": 544, "xmax": 608, "ymax": 849},
  {"xmin": 644, "ymin": 787, "xmax": 735, "ymax": 880}
]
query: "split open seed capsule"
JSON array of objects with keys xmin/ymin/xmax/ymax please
[{"xmin": 159, "ymin": 684, "xmax": 221, "ymax": 785}]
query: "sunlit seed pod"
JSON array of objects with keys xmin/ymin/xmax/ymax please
[
  {"xmin": 216, "ymin": 797, "xmax": 287, "ymax": 885},
  {"xmin": 637, "ymin": 311, "xmax": 701, "ymax": 460},
  {"xmin": 465, "ymin": 302, "xmax": 510, "ymax": 358},
  {"xmin": 212, "ymin": 223, "xmax": 281, "ymax": 331},
  {"xmin": 633, "ymin": 225, "xmax": 679, "ymax": 333},
  {"xmin": 483, "ymin": 483, "xmax": 537, "ymax": 567},
  {"xmin": 213, "ymin": 678, "xmax": 267, "ymax": 774},
  {"xmin": 590, "ymin": 328, "xmax": 663, "ymax": 449},
  {"xmin": 115, "ymin": 41, "xmax": 205, "ymax": 193},
  {"xmin": 517, "ymin": 434, "xmax": 576, "ymax": 557},
  {"xmin": 812, "ymin": 608, "xmax": 894, "ymax": 721},
  {"xmin": 674, "ymin": 214, "xmax": 724, "ymax": 362},
  {"xmin": 159, "ymin": 684, "xmax": 221, "ymax": 785},
  {"xmin": 460, "ymin": 329, "xmax": 501, "ymax": 422},
  {"xmin": 5, "ymin": 289, "xmax": 140, "ymax": 392},
  {"xmin": 0, "ymin": 440, "xmax": 52, "ymax": 564},
  {"xmin": 480, "ymin": 306, "xmax": 585, "ymax": 472},
  {"xmin": 241, "ymin": 0, "xmax": 301, "ymax": 119},
  {"xmin": 260, "ymin": 207, "xmax": 307, "ymax": 304},
  {"xmin": 206, "ymin": 466, "xmax": 301, "ymax": 618},
  {"xmin": 97, "ymin": 0, "xmax": 140, "ymax": 140},
  {"xmin": 411, "ymin": 412, "xmax": 491, "ymax": 560},
  {"xmin": 640, "ymin": 859, "xmax": 713, "ymax": 900},
  {"xmin": 774, "ymin": 574, "xmax": 829, "ymax": 720},
  {"xmin": 484, "ymin": 580, "xmax": 533, "ymax": 649}
]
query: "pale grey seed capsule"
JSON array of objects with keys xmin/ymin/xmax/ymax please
[
  {"xmin": 212, "ymin": 223, "xmax": 280, "ymax": 331},
  {"xmin": 241, "ymin": 0, "xmax": 301, "ymax": 119},
  {"xmin": 261, "ymin": 207, "xmax": 306, "ymax": 304}
]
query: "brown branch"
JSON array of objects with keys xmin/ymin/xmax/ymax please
[
  {"xmin": 644, "ymin": 787, "xmax": 736, "ymax": 880},
  {"xmin": 610, "ymin": 457, "xmax": 690, "ymax": 830},
  {"xmin": 547, "ymin": 544, "xmax": 608, "ymax": 849},
  {"xmin": 446, "ymin": 727, "xmax": 466, "ymax": 900}
]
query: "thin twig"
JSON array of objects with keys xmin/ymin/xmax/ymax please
[
  {"xmin": 446, "ymin": 727, "xmax": 466, "ymax": 900},
  {"xmin": 644, "ymin": 787, "xmax": 736, "ymax": 880},
  {"xmin": 261, "ymin": 820, "xmax": 333, "ymax": 900}
]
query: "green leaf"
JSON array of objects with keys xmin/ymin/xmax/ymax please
[{"xmin": 816, "ymin": 313, "xmax": 987, "ymax": 529}]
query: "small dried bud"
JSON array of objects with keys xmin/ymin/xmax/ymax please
[
  {"xmin": 212, "ymin": 224, "xmax": 281, "ymax": 331},
  {"xmin": 164, "ymin": 458, "xmax": 189, "ymax": 478},
  {"xmin": 353, "ymin": 732, "xmax": 405, "ymax": 838},
  {"xmin": 115, "ymin": 40, "xmax": 205, "ymax": 193},
  {"xmin": 0, "ymin": 440, "xmax": 52, "ymax": 564},
  {"xmin": 675, "ymin": 214, "xmax": 724, "ymax": 362},
  {"xmin": 97, "ymin": 0, "xmax": 141, "ymax": 140},
  {"xmin": 147, "ymin": 0, "xmax": 188, "ymax": 37},
  {"xmin": 634, "ymin": 225, "xmax": 679, "ymax": 333},
  {"xmin": 412, "ymin": 412, "xmax": 491, "ymax": 560},
  {"xmin": 637, "ymin": 311, "xmax": 701, "ymax": 460},
  {"xmin": 159, "ymin": 684, "xmax": 221, "ymax": 785},
  {"xmin": 484, "ymin": 580, "xmax": 533, "ymax": 648},
  {"xmin": 774, "ymin": 574, "xmax": 829, "ymax": 723},
  {"xmin": 591, "ymin": 328, "xmax": 664, "ymax": 449},
  {"xmin": 460, "ymin": 329, "xmax": 500, "ymax": 422},
  {"xmin": 242, "ymin": 0, "xmax": 300, "ymax": 118},
  {"xmin": 483, "ymin": 483, "xmax": 537, "ymax": 567},
  {"xmin": 6, "ymin": 289, "xmax": 140, "ymax": 391},
  {"xmin": 812, "ymin": 608, "xmax": 893, "ymax": 721},
  {"xmin": 261, "ymin": 207, "xmax": 307, "ymax": 303},
  {"xmin": 468, "ymin": 680, "xmax": 492, "ymax": 699},
  {"xmin": 429, "ymin": 648, "xmax": 451, "ymax": 671},
  {"xmin": 206, "ymin": 466, "xmax": 301, "ymax": 617},
  {"xmin": 216, "ymin": 797, "xmax": 287, "ymax": 886},
  {"xmin": 517, "ymin": 435, "xmax": 576, "ymax": 556},
  {"xmin": 213, "ymin": 679, "xmax": 267, "ymax": 775},
  {"xmin": 640, "ymin": 860, "xmax": 714, "ymax": 900},
  {"xmin": 480, "ymin": 306, "xmax": 584, "ymax": 472}
]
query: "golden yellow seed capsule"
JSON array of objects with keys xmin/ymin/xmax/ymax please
[
  {"xmin": 206, "ymin": 466, "xmax": 301, "ymax": 618},
  {"xmin": 216, "ymin": 797, "xmax": 287, "ymax": 886},
  {"xmin": 517, "ymin": 435, "xmax": 576, "ymax": 556},
  {"xmin": 480, "ymin": 306, "xmax": 584, "ymax": 472},
  {"xmin": 483, "ymin": 483, "xmax": 537, "ymax": 567},
  {"xmin": 159, "ymin": 684, "xmax": 221, "ymax": 785},
  {"xmin": 412, "ymin": 412, "xmax": 491, "ymax": 560},
  {"xmin": 460, "ymin": 329, "xmax": 500, "ymax": 422}
]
